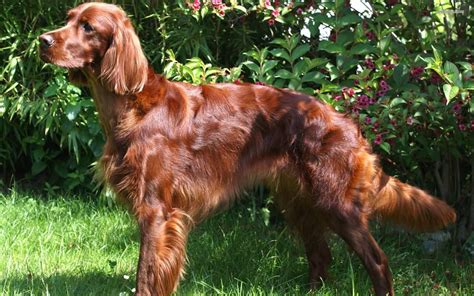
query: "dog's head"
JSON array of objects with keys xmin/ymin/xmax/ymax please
[{"xmin": 39, "ymin": 2, "xmax": 147, "ymax": 95}]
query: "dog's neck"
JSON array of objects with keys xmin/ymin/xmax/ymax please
[
  {"xmin": 89, "ymin": 82, "xmax": 130, "ymax": 138},
  {"xmin": 85, "ymin": 66, "xmax": 166, "ymax": 139}
]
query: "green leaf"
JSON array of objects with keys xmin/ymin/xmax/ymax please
[
  {"xmin": 379, "ymin": 36, "xmax": 391, "ymax": 52},
  {"xmin": 442, "ymin": 84, "xmax": 459, "ymax": 103},
  {"xmin": 350, "ymin": 43, "xmax": 376, "ymax": 55},
  {"xmin": 274, "ymin": 69, "xmax": 294, "ymax": 79},
  {"xmin": 379, "ymin": 142, "xmax": 391, "ymax": 153},
  {"xmin": 338, "ymin": 14, "xmax": 362, "ymax": 27},
  {"xmin": 32, "ymin": 161, "xmax": 47, "ymax": 176},
  {"xmin": 337, "ymin": 57, "xmax": 358, "ymax": 73},
  {"xmin": 444, "ymin": 61, "xmax": 462, "ymax": 87},
  {"xmin": 262, "ymin": 60, "xmax": 279, "ymax": 74},
  {"xmin": 294, "ymin": 59, "xmax": 310, "ymax": 76},
  {"xmin": 65, "ymin": 103, "xmax": 81, "ymax": 121},
  {"xmin": 291, "ymin": 44, "xmax": 310, "ymax": 62},
  {"xmin": 302, "ymin": 71, "xmax": 326, "ymax": 82},
  {"xmin": 44, "ymin": 84, "xmax": 58, "ymax": 98},
  {"xmin": 393, "ymin": 64, "xmax": 409, "ymax": 86},
  {"xmin": 389, "ymin": 98, "xmax": 406, "ymax": 107},
  {"xmin": 270, "ymin": 48, "xmax": 291, "ymax": 62},
  {"xmin": 318, "ymin": 41, "xmax": 344, "ymax": 54},
  {"xmin": 310, "ymin": 58, "xmax": 330, "ymax": 68},
  {"xmin": 242, "ymin": 61, "xmax": 260, "ymax": 73}
]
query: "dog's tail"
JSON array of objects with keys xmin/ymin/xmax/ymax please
[{"xmin": 371, "ymin": 171, "xmax": 456, "ymax": 232}]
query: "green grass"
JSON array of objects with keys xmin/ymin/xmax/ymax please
[{"xmin": 0, "ymin": 190, "xmax": 472, "ymax": 295}]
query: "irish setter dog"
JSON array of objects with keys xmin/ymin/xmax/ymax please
[{"xmin": 39, "ymin": 3, "xmax": 456, "ymax": 295}]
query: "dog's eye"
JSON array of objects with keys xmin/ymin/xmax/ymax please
[{"xmin": 82, "ymin": 22, "xmax": 94, "ymax": 33}]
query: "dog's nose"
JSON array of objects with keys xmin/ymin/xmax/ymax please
[{"xmin": 39, "ymin": 34, "xmax": 54, "ymax": 48}]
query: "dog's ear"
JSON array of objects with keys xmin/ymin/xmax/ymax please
[
  {"xmin": 100, "ymin": 18, "xmax": 148, "ymax": 95},
  {"xmin": 68, "ymin": 69, "xmax": 88, "ymax": 86}
]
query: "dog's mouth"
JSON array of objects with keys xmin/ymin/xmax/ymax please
[{"xmin": 39, "ymin": 49, "xmax": 52, "ymax": 63}]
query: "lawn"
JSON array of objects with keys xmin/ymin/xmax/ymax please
[{"xmin": 0, "ymin": 189, "xmax": 472, "ymax": 295}]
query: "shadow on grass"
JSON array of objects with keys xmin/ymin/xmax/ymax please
[{"xmin": 2, "ymin": 271, "xmax": 135, "ymax": 295}]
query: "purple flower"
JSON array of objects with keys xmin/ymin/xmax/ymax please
[
  {"xmin": 452, "ymin": 102, "xmax": 462, "ymax": 113},
  {"xmin": 406, "ymin": 116, "xmax": 414, "ymax": 126},
  {"xmin": 374, "ymin": 134, "xmax": 383, "ymax": 145},
  {"xmin": 366, "ymin": 31, "xmax": 376, "ymax": 41},
  {"xmin": 380, "ymin": 80, "xmax": 389, "ymax": 91},
  {"xmin": 458, "ymin": 123, "xmax": 466, "ymax": 131},
  {"xmin": 357, "ymin": 95, "xmax": 369, "ymax": 108},
  {"xmin": 430, "ymin": 72, "xmax": 442, "ymax": 84},
  {"xmin": 296, "ymin": 7, "xmax": 304, "ymax": 14},
  {"xmin": 364, "ymin": 117, "xmax": 372, "ymax": 125}
]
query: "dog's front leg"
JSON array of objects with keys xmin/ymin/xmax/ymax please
[{"xmin": 135, "ymin": 204, "xmax": 189, "ymax": 296}]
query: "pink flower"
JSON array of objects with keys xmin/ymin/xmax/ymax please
[
  {"xmin": 268, "ymin": 18, "xmax": 275, "ymax": 26},
  {"xmin": 212, "ymin": 0, "xmax": 222, "ymax": 5},
  {"xmin": 374, "ymin": 134, "xmax": 383, "ymax": 145},
  {"xmin": 366, "ymin": 31, "xmax": 376, "ymax": 41},
  {"xmin": 343, "ymin": 87, "xmax": 355, "ymax": 97},
  {"xmin": 383, "ymin": 62, "xmax": 395, "ymax": 71},
  {"xmin": 458, "ymin": 123, "xmax": 466, "ymax": 131},
  {"xmin": 265, "ymin": 0, "xmax": 271, "ymax": 8},
  {"xmin": 296, "ymin": 7, "xmax": 304, "ymax": 14},
  {"xmin": 272, "ymin": 8, "xmax": 280, "ymax": 17},
  {"xmin": 364, "ymin": 59, "xmax": 375, "ymax": 70},
  {"xmin": 192, "ymin": 0, "xmax": 201, "ymax": 10},
  {"xmin": 365, "ymin": 117, "xmax": 372, "ymax": 125},
  {"xmin": 406, "ymin": 116, "xmax": 414, "ymax": 125},
  {"xmin": 333, "ymin": 94, "xmax": 343, "ymax": 101},
  {"xmin": 410, "ymin": 66, "xmax": 424, "ymax": 79}
]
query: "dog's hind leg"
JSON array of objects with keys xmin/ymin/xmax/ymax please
[
  {"xmin": 273, "ymin": 176, "xmax": 332, "ymax": 289},
  {"xmin": 325, "ymin": 204, "xmax": 393, "ymax": 296}
]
